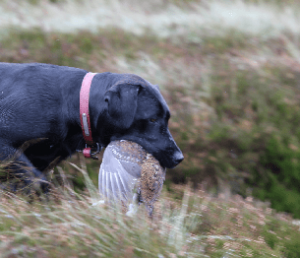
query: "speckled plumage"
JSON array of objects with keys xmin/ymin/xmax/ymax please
[{"xmin": 98, "ymin": 140, "xmax": 165, "ymax": 215}]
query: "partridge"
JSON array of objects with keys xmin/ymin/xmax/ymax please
[{"xmin": 98, "ymin": 140, "xmax": 165, "ymax": 216}]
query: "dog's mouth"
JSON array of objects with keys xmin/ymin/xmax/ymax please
[
  {"xmin": 103, "ymin": 137, "xmax": 176, "ymax": 170},
  {"xmin": 117, "ymin": 139, "xmax": 166, "ymax": 170},
  {"xmin": 109, "ymin": 136, "xmax": 169, "ymax": 168}
]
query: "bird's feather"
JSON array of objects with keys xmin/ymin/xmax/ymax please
[{"xmin": 99, "ymin": 143, "xmax": 141, "ymax": 202}]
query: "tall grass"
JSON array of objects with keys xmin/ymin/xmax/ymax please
[{"xmin": 1, "ymin": 160, "xmax": 299, "ymax": 257}]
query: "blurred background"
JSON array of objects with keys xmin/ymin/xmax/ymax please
[{"xmin": 2, "ymin": 0, "xmax": 300, "ymax": 219}]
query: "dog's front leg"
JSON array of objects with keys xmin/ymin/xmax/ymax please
[{"xmin": 0, "ymin": 144, "xmax": 49, "ymax": 194}]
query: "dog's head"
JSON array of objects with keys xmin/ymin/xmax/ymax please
[{"xmin": 96, "ymin": 73, "xmax": 183, "ymax": 169}]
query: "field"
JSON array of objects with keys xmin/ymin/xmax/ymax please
[{"xmin": 1, "ymin": 0, "xmax": 300, "ymax": 256}]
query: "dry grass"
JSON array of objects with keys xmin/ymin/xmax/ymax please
[{"xmin": 0, "ymin": 160, "xmax": 299, "ymax": 257}]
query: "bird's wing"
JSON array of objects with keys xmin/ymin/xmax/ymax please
[{"xmin": 98, "ymin": 144, "xmax": 142, "ymax": 202}]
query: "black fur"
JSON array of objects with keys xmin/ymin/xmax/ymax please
[{"xmin": 0, "ymin": 62, "xmax": 183, "ymax": 187}]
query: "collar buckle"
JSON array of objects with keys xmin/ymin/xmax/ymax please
[{"xmin": 82, "ymin": 143, "xmax": 101, "ymax": 160}]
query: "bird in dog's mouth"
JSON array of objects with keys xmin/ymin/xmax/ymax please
[{"xmin": 98, "ymin": 140, "xmax": 165, "ymax": 217}]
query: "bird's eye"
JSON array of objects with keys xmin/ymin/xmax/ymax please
[{"xmin": 150, "ymin": 118, "xmax": 157, "ymax": 123}]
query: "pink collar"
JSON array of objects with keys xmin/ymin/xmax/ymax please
[{"xmin": 80, "ymin": 72, "xmax": 100, "ymax": 159}]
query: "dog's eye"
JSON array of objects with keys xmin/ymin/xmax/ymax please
[{"xmin": 150, "ymin": 118, "xmax": 157, "ymax": 123}]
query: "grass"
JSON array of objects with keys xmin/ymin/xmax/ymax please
[{"xmin": 1, "ymin": 159, "xmax": 300, "ymax": 258}]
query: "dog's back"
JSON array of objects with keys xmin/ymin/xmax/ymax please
[{"xmin": 0, "ymin": 63, "xmax": 86, "ymax": 145}]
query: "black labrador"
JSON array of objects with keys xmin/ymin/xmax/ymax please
[{"xmin": 0, "ymin": 62, "xmax": 183, "ymax": 190}]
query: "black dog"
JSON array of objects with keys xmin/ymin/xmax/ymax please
[{"xmin": 0, "ymin": 62, "xmax": 183, "ymax": 189}]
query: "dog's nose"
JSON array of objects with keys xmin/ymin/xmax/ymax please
[{"xmin": 173, "ymin": 151, "xmax": 184, "ymax": 165}]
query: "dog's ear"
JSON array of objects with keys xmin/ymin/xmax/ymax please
[{"xmin": 104, "ymin": 84, "xmax": 140, "ymax": 129}]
